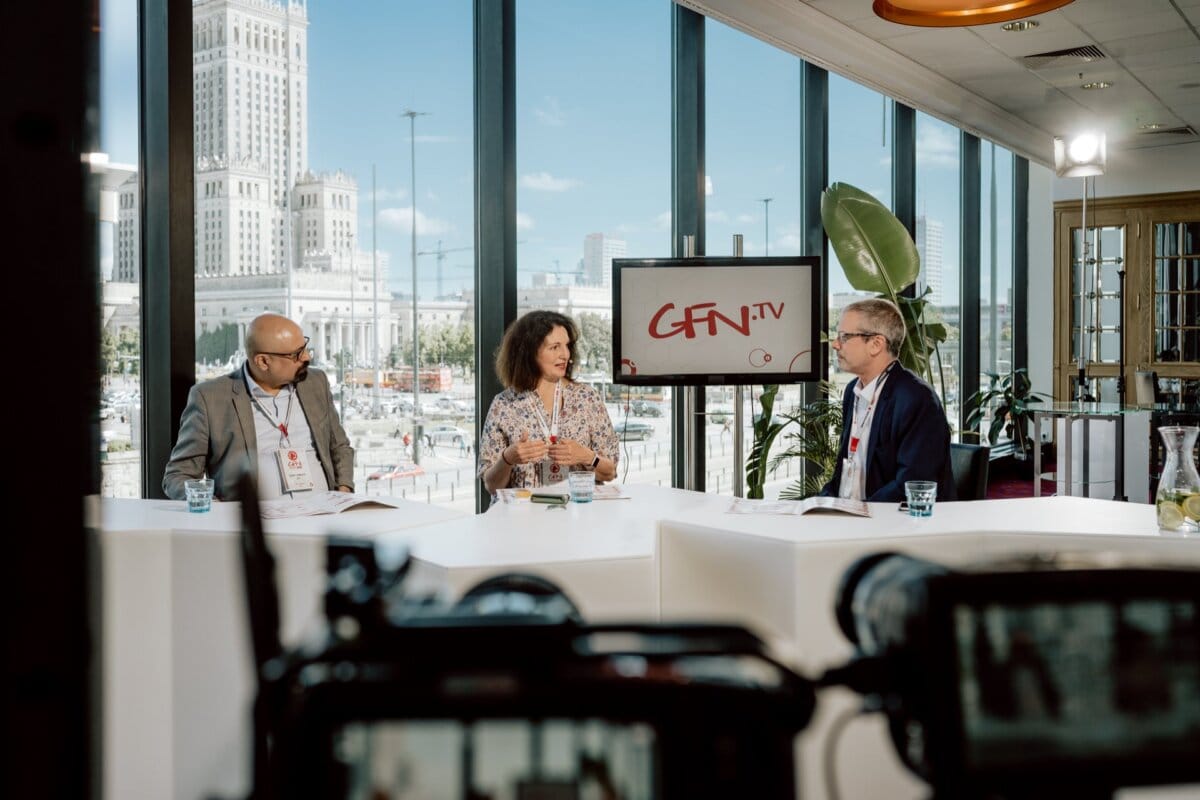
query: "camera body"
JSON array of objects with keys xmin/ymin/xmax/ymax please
[
  {"xmin": 834, "ymin": 553, "xmax": 1200, "ymax": 798},
  {"xmin": 255, "ymin": 537, "xmax": 816, "ymax": 799}
]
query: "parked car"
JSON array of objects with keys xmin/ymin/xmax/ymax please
[
  {"xmin": 614, "ymin": 420, "xmax": 655, "ymax": 441},
  {"xmin": 367, "ymin": 463, "xmax": 425, "ymax": 481},
  {"xmin": 632, "ymin": 400, "xmax": 664, "ymax": 417},
  {"xmin": 708, "ymin": 406, "xmax": 733, "ymax": 425},
  {"xmin": 425, "ymin": 424, "xmax": 469, "ymax": 446}
]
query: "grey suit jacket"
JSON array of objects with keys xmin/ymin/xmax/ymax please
[{"xmin": 162, "ymin": 366, "xmax": 354, "ymax": 500}]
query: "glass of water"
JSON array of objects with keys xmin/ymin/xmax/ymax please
[
  {"xmin": 568, "ymin": 471, "xmax": 595, "ymax": 503},
  {"xmin": 185, "ymin": 478, "xmax": 215, "ymax": 513},
  {"xmin": 904, "ymin": 481, "xmax": 937, "ymax": 517}
]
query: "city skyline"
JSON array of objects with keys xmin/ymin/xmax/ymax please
[{"xmin": 101, "ymin": 0, "xmax": 1008, "ymax": 308}]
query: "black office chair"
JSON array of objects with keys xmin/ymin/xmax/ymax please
[{"xmin": 950, "ymin": 442, "xmax": 989, "ymax": 501}]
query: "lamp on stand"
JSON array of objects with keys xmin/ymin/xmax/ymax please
[{"xmin": 1054, "ymin": 132, "xmax": 1107, "ymax": 403}]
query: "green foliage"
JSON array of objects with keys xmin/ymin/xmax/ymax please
[
  {"xmin": 100, "ymin": 329, "xmax": 119, "ymax": 375},
  {"xmin": 420, "ymin": 322, "xmax": 474, "ymax": 370},
  {"xmin": 773, "ymin": 383, "xmax": 844, "ymax": 500},
  {"xmin": 105, "ymin": 439, "xmax": 133, "ymax": 453},
  {"xmin": 195, "ymin": 323, "xmax": 240, "ymax": 365},
  {"xmin": 745, "ymin": 384, "xmax": 786, "ymax": 500},
  {"xmin": 964, "ymin": 368, "xmax": 1049, "ymax": 458},
  {"xmin": 575, "ymin": 313, "xmax": 613, "ymax": 374},
  {"xmin": 820, "ymin": 182, "xmax": 948, "ymax": 388},
  {"xmin": 116, "ymin": 328, "xmax": 140, "ymax": 376}
]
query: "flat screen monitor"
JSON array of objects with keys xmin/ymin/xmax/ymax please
[{"xmin": 612, "ymin": 256, "xmax": 822, "ymax": 386}]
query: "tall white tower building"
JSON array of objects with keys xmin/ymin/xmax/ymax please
[
  {"xmin": 915, "ymin": 215, "xmax": 944, "ymax": 305},
  {"xmin": 582, "ymin": 232, "xmax": 626, "ymax": 289},
  {"xmin": 192, "ymin": 0, "xmax": 309, "ymax": 278}
]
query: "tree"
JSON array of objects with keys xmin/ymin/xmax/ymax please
[
  {"xmin": 195, "ymin": 323, "xmax": 240, "ymax": 365},
  {"xmin": 100, "ymin": 328, "xmax": 119, "ymax": 375},
  {"xmin": 575, "ymin": 313, "xmax": 612, "ymax": 374},
  {"xmin": 116, "ymin": 328, "xmax": 140, "ymax": 376}
]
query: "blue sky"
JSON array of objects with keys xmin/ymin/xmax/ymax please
[{"xmin": 101, "ymin": 0, "xmax": 1009, "ymax": 306}]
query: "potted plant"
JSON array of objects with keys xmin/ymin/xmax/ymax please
[
  {"xmin": 964, "ymin": 368, "xmax": 1050, "ymax": 462},
  {"xmin": 773, "ymin": 383, "xmax": 844, "ymax": 500},
  {"xmin": 745, "ymin": 182, "xmax": 949, "ymax": 498},
  {"xmin": 820, "ymin": 182, "xmax": 948, "ymax": 393}
]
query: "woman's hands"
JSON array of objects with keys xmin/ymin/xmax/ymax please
[
  {"xmin": 503, "ymin": 431, "xmax": 549, "ymax": 466},
  {"xmin": 548, "ymin": 437, "xmax": 592, "ymax": 467}
]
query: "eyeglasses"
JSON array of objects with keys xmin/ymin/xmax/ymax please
[
  {"xmin": 258, "ymin": 336, "xmax": 312, "ymax": 362},
  {"xmin": 834, "ymin": 331, "xmax": 881, "ymax": 344}
]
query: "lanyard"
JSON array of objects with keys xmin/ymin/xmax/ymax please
[
  {"xmin": 250, "ymin": 384, "xmax": 295, "ymax": 444},
  {"xmin": 528, "ymin": 381, "xmax": 562, "ymax": 443},
  {"xmin": 848, "ymin": 361, "xmax": 895, "ymax": 454}
]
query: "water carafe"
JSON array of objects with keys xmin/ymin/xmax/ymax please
[{"xmin": 1155, "ymin": 425, "xmax": 1200, "ymax": 533}]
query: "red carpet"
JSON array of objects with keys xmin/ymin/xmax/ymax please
[{"xmin": 985, "ymin": 458, "xmax": 1057, "ymax": 499}]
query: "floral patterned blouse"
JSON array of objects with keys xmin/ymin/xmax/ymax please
[{"xmin": 478, "ymin": 381, "xmax": 619, "ymax": 494}]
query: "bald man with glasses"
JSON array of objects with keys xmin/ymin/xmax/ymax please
[
  {"xmin": 163, "ymin": 313, "xmax": 355, "ymax": 501},
  {"xmin": 820, "ymin": 298, "xmax": 954, "ymax": 503}
]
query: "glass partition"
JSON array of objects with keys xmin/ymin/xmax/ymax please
[
  {"xmin": 98, "ymin": 0, "xmax": 144, "ymax": 497},
  {"xmin": 703, "ymin": 17, "xmax": 802, "ymax": 497},
  {"xmin": 515, "ymin": 0, "xmax": 670, "ymax": 489},
  {"xmin": 915, "ymin": 111, "xmax": 961, "ymax": 432},
  {"xmin": 191, "ymin": 1, "xmax": 476, "ymax": 511}
]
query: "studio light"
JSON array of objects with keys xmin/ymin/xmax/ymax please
[{"xmin": 1054, "ymin": 132, "xmax": 1106, "ymax": 178}]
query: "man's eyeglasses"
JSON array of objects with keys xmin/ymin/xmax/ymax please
[
  {"xmin": 258, "ymin": 336, "xmax": 312, "ymax": 362},
  {"xmin": 834, "ymin": 331, "xmax": 881, "ymax": 344}
]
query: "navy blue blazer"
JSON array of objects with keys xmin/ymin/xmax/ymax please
[{"xmin": 820, "ymin": 363, "xmax": 956, "ymax": 503}]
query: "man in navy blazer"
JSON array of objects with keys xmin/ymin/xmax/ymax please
[{"xmin": 820, "ymin": 298, "xmax": 955, "ymax": 503}]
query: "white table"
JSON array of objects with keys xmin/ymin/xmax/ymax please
[
  {"xmin": 656, "ymin": 496, "xmax": 1200, "ymax": 800},
  {"xmin": 388, "ymin": 484, "xmax": 733, "ymax": 622},
  {"xmin": 94, "ymin": 496, "xmax": 465, "ymax": 800}
]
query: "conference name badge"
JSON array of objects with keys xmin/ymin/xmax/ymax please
[{"xmin": 277, "ymin": 448, "xmax": 315, "ymax": 492}]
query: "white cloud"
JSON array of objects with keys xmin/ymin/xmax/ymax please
[
  {"xmin": 534, "ymin": 96, "xmax": 566, "ymax": 127},
  {"xmin": 371, "ymin": 187, "xmax": 409, "ymax": 202},
  {"xmin": 736, "ymin": 213, "xmax": 755, "ymax": 224},
  {"xmin": 516, "ymin": 212, "xmax": 534, "ymax": 231},
  {"xmin": 615, "ymin": 223, "xmax": 638, "ymax": 234},
  {"xmin": 519, "ymin": 172, "xmax": 580, "ymax": 192},
  {"xmin": 916, "ymin": 124, "xmax": 959, "ymax": 168},
  {"xmin": 706, "ymin": 210, "xmax": 729, "ymax": 224},
  {"xmin": 379, "ymin": 207, "xmax": 452, "ymax": 236},
  {"xmin": 777, "ymin": 233, "xmax": 802, "ymax": 251},
  {"xmin": 655, "ymin": 211, "xmax": 672, "ymax": 231}
]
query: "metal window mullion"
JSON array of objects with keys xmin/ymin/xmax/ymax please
[
  {"xmin": 799, "ymin": 60, "xmax": 828, "ymax": 411},
  {"xmin": 1013, "ymin": 155, "xmax": 1027, "ymax": 376},
  {"xmin": 671, "ymin": 4, "xmax": 704, "ymax": 491},
  {"xmin": 960, "ymin": 132, "xmax": 981, "ymax": 434},
  {"xmin": 474, "ymin": 0, "xmax": 517, "ymax": 512},
  {"xmin": 140, "ymin": 0, "xmax": 195, "ymax": 498}
]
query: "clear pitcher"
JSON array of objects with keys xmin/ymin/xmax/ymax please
[{"xmin": 1155, "ymin": 425, "xmax": 1200, "ymax": 533}]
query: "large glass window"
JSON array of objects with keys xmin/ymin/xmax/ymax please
[
  {"xmin": 98, "ymin": 0, "xmax": 143, "ymax": 497},
  {"xmin": 515, "ymin": 0, "xmax": 670, "ymax": 489},
  {"xmin": 191, "ymin": 2, "xmax": 476, "ymax": 511},
  {"xmin": 827, "ymin": 75, "xmax": 893, "ymax": 394},
  {"xmin": 915, "ymin": 111, "xmax": 961, "ymax": 430},
  {"xmin": 979, "ymin": 141, "xmax": 1014, "ymax": 442},
  {"xmin": 704, "ymin": 17, "xmax": 802, "ymax": 497}
]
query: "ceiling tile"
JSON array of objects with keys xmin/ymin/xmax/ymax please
[
  {"xmin": 1059, "ymin": 0, "xmax": 1174, "ymax": 25},
  {"xmin": 1118, "ymin": 44, "xmax": 1200, "ymax": 71},
  {"xmin": 1075, "ymin": 10, "xmax": 1190, "ymax": 42},
  {"xmin": 1103, "ymin": 29, "xmax": 1198, "ymax": 58}
]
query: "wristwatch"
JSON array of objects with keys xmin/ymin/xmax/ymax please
[{"xmin": 589, "ymin": 452, "xmax": 601, "ymax": 469}]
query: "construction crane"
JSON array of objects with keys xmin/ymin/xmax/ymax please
[{"xmin": 416, "ymin": 240, "xmax": 472, "ymax": 299}]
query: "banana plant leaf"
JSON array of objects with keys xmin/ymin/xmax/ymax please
[{"xmin": 820, "ymin": 182, "xmax": 920, "ymax": 296}]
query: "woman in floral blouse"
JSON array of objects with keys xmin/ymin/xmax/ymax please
[{"xmin": 479, "ymin": 310, "xmax": 619, "ymax": 497}]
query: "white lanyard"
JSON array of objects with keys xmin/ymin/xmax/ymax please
[
  {"xmin": 528, "ymin": 381, "xmax": 562, "ymax": 443},
  {"xmin": 848, "ymin": 361, "xmax": 895, "ymax": 455},
  {"xmin": 249, "ymin": 384, "xmax": 296, "ymax": 446}
]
